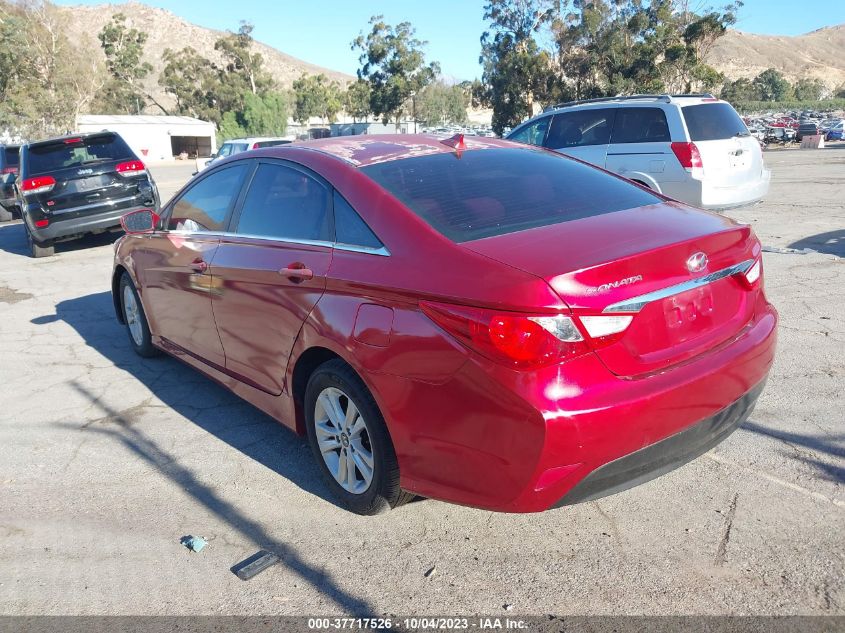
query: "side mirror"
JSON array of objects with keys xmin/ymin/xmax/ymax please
[{"xmin": 120, "ymin": 209, "xmax": 159, "ymax": 234}]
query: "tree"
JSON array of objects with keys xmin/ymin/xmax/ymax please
[
  {"xmin": 480, "ymin": 0, "xmax": 558, "ymax": 135},
  {"xmin": 0, "ymin": 0, "xmax": 103, "ymax": 139},
  {"xmin": 416, "ymin": 81, "xmax": 468, "ymax": 127},
  {"xmin": 344, "ymin": 79, "xmax": 371, "ymax": 122},
  {"xmin": 793, "ymin": 77, "xmax": 825, "ymax": 101},
  {"xmin": 752, "ymin": 68, "xmax": 793, "ymax": 102},
  {"xmin": 293, "ymin": 74, "xmax": 343, "ymax": 124},
  {"xmin": 97, "ymin": 13, "xmax": 167, "ymax": 114},
  {"xmin": 159, "ymin": 46, "xmax": 220, "ymax": 122},
  {"xmin": 720, "ymin": 77, "xmax": 760, "ymax": 104},
  {"xmin": 241, "ymin": 91, "xmax": 290, "ymax": 136},
  {"xmin": 352, "ymin": 16, "xmax": 439, "ymax": 125}
]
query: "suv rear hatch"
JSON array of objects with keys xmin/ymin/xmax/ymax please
[
  {"xmin": 23, "ymin": 134, "xmax": 150, "ymax": 215},
  {"xmin": 464, "ymin": 204, "xmax": 762, "ymax": 377},
  {"xmin": 681, "ymin": 102, "xmax": 764, "ymax": 189}
]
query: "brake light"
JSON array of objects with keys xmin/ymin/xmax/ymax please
[
  {"xmin": 251, "ymin": 142, "xmax": 259, "ymax": 149},
  {"xmin": 21, "ymin": 175, "xmax": 56, "ymax": 194},
  {"xmin": 671, "ymin": 142, "xmax": 703, "ymax": 177},
  {"xmin": 421, "ymin": 302, "xmax": 605, "ymax": 369},
  {"xmin": 63, "ymin": 137, "xmax": 83, "ymax": 144},
  {"xmin": 35, "ymin": 219, "xmax": 49, "ymax": 228},
  {"xmin": 115, "ymin": 160, "xmax": 146, "ymax": 177}
]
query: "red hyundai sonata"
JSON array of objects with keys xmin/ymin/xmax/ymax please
[{"xmin": 112, "ymin": 134, "xmax": 777, "ymax": 515}]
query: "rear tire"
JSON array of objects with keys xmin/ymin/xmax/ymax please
[
  {"xmin": 25, "ymin": 224, "xmax": 54, "ymax": 258},
  {"xmin": 119, "ymin": 273, "xmax": 159, "ymax": 358},
  {"xmin": 304, "ymin": 359, "xmax": 413, "ymax": 515}
]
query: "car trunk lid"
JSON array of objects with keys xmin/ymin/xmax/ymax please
[{"xmin": 463, "ymin": 202, "xmax": 762, "ymax": 377}]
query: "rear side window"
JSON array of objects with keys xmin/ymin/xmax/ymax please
[
  {"xmin": 546, "ymin": 109, "xmax": 615, "ymax": 149},
  {"xmin": 2, "ymin": 147, "xmax": 19, "ymax": 168},
  {"xmin": 235, "ymin": 163, "xmax": 331, "ymax": 242},
  {"xmin": 334, "ymin": 192, "xmax": 383, "ymax": 250},
  {"xmin": 169, "ymin": 164, "xmax": 248, "ymax": 232},
  {"xmin": 507, "ymin": 116, "xmax": 550, "ymax": 146},
  {"xmin": 218, "ymin": 142, "xmax": 249, "ymax": 158},
  {"xmin": 611, "ymin": 108, "xmax": 670, "ymax": 144},
  {"xmin": 682, "ymin": 103, "xmax": 748, "ymax": 141},
  {"xmin": 27, "ymin": 134, "xmax": 134, "ymax": 174},
  {"xmin": 362, "ymin": 148, "xmax": 661, "ymax": 243}
]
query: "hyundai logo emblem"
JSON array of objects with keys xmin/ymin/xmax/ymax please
[{"xmin": 686, "ymin": 252, "xmax": 709, "ymax": 273}]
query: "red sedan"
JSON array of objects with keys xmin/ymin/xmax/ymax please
[{"xmin": 113, "ymin": 134, "xmax": 777, "ymax": 515}]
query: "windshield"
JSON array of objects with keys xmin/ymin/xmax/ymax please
[
  {"xmin": 362, "ymin": 148, "xmax": 661, "ymax": 243},
  {"xmin": 27, "ymin": 134, "xmax": 134, "ymax": 175}
]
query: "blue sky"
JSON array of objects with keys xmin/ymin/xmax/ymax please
[{"xmin": 56, "ymin": 0, "xmax": 845, "ymax": 81}]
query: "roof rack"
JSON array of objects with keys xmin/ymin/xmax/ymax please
[{"xmin": 543, "ymin": 93, "xmax": 716, "ymax": 112}]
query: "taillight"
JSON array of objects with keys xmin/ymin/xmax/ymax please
[
  {"xmin": 115, "ymin": 160, "xmax": 146, "ymax": 177},
  {"xmin": 251, "ymin": 142, "xmax": 259, "ymax": 149},
  {"xmin": 742, "ymin": 258, "xmax": 762, "ymax": 287},
  {"xmin": 21, "ymin": 175, "xmax": 56, "ymax": 194},
  {"xmin": 1, "ymin": 166, "xmax": 16, "ymax": 175},
  {"xmin": 671, "ymin": 142, "xmax": 703, "ymax": 177},
  {"xmin": 420, "ymin": 302, "xmax": 634, "ymax": 370}
]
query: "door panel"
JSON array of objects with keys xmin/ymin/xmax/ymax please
[
  {"xmin": 211, "ymin": 239, "xmax": 331, "ymax": 394},
  {"xmin": 133, "ymin": 233, "xmax": 226, "ymax": 367},
  {"xmin": 212, "ymin": 160, "xmax": 334, "ymax": 395},
  {"xmin": 606, "ymin": 107, "xmax": 677, "ymax": 184}
]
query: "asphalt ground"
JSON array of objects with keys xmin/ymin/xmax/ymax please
[{"xmin": 0, "ymin": 149, "xmax": 842, "ymax": 616}]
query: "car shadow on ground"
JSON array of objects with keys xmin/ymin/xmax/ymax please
[
  {"xmin": 0, "ymin": 220, "xmax": 122, "ymax": 257},
  {"xmin": 743, "ymin": 421, "xmax": 845, "ymax": 485},
  {"xmin": 788, "ymin": 230, "xmax": 845, "ymax": 257},
  {"xmin": 33, "ymin": 291, "xmax": 381, "ymax": 612}
]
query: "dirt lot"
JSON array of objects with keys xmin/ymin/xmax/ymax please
[{"xmin": 0, "ymin": 150, "xmax": 842, "ymax": 616}]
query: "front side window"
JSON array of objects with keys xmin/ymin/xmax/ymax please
[
  {"xmin": 507, "ymin": 116, "xmax": 550, "ymax": 146},
  {"xmin": 611, "ymin": 108, "xmax": 671, "ymax": 144},
  {"xmin": 235, "ymin": 163, "xmax": 331, "ymax": 242},
  {"xmin": 546, "ymin": 109, "xmax": 615, "ymax": 149},
  {"xmin": 168, "ymin": 164, "xmax": 248, "ymax": 232}
]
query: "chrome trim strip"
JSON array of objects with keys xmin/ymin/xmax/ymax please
[
  {"xmin": 49, "ymin": 195, "xmax": 140, "ymax": 215},
  {"xmin": 164, "ymin": 230, "xmax": 390, "ymax": 256},
  {"xmin": 602, "ymin": 259, "xmax": 755, "ymax": 313}
]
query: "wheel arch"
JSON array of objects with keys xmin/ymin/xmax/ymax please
[{"xmin": 112, "ymin": 265, "xmax": 128, "ymax": 323}]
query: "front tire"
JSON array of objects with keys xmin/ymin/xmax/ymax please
[
  {"xmin": 119, "ymin": 273, "xmax": 159, "ymax": 358},
  {"xmin": 305, "ymin": 359, "xmax": 413, "ymax": 515}
]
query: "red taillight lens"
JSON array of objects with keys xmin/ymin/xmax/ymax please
[
  {"xmin": 421, "ymin": 302, "xmax": 592, "ymax": 369},
  {"xmin": 35, "ymin": 219, "xmax": 49, "ymax": 228},
  {"xmin": 739, "ymin": 258, "xmax": 762, "ymax": 288},
  {"xmin": 671, "ymin": 142, "xmax": 703, "ymax": 174},
  {"xmin": 251, "ymin": 142, "xmax": 259, "ymax": 149},
  {"xmin": 115, "ymin": 160, "xmax": 146, "ymax": 177},
  {"xmin": 21, "ymin": 175, "xmax": 56, "ymax": 194}
]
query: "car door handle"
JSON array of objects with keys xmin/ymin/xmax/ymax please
[
  {"xmin": 279, "ymin": 265, "xmax": 313, "ymax": 281},
  {"xmin": 189, "ymin": 258, "xmax": 208, "ymax": 273}
]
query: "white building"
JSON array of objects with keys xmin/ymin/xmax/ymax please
[{"xmin": 76, "ymin": 115, "xmax": 216, "ymax": 163}]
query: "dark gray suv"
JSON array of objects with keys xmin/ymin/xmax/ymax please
[{"xmin": 18, "ymin": 132, "xmax": 159, "ymax": 257}]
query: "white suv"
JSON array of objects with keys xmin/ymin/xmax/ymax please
[{"xmin": 506, "ymin": 94, "xmax": 770, "ymax": 210}]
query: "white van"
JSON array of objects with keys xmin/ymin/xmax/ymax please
[{"xmin": 506, "ymin": 94, "xmax": 770, "ymax": 210}]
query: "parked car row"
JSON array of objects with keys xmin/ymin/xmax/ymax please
[{"xmin": 108, "ymin": 132, "xmax": 777, "ymax": 515}]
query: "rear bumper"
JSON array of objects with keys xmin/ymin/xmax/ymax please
[
  {"xmin": 371, "ymin": 298, "xmax": 777, "ymax": 513},
  {"xmin": 661, "ymin": 169, "xmax": 771, "ymax": 210},
  {"xmin": 25, "ymin": 203, "xmax": 143, "ymax": 242},
  {"xmin": 553, "ymin": 379, "xmax": 764, "ymax": 506}
]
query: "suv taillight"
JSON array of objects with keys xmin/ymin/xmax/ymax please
[
  {"xmin": 20, "ymin": 175, "xmax": 56, "ymax": 194},
  {"xmin": 420, "ymin": 302, "xmax": 633, "ymax": 370},
  {"xmin": 671, "ymin": 142, "xmax": 703, "ymax": 177},
  {"xmin": 115, "ymin": 160, "xmax": 146, "ymax": 177}
]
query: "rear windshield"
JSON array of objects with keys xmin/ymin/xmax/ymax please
[
  {"xmin": 361, "ymin": 148, "xmax": 662, "ymax": 243},
  {"xmin": 27, "ymin": 134, "xmax": 134, "ymax": 175},
  {"xmin": 254, "ymin": 140, "xmax": 291, "ymax": 148},
  {"xmin": 683, "ymin": 103, "xmax": 749, "ymax": 141},
  {"xmin": 2, "ymin": 146, "xmax": 19, "ymax": 168}
]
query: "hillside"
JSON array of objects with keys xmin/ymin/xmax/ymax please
[
  {"xmin": 707, "ymin": 24, "xmax": 845, "ymax": 89},
  {"xmin": 55, "ymin": 1, "xmax": 354, "ymax": 112}
]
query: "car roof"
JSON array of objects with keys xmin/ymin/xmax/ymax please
[
  {"xmin": 26, "ymin": 131, "xmax": 119, "ymax": 148},
  {"xmin": 224, "ymin": 137, "xmax": 288, "ymax": 143},
  {"xmin": 282, "ymin": 134, "xmax": 516, "ymax": 167}
]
